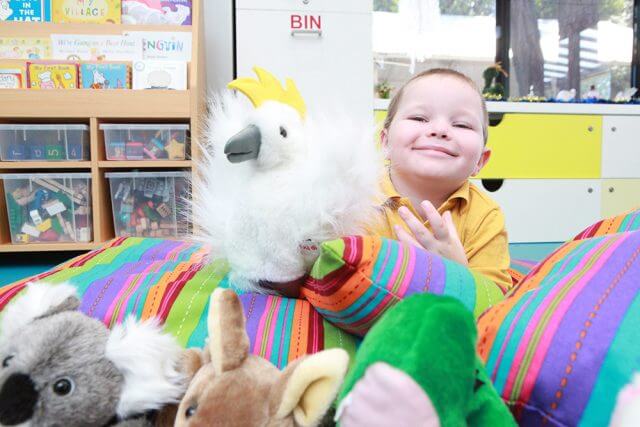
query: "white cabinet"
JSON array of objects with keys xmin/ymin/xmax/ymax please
[
  {"xmin": 235, "ymin": 4, "xmax": 373, "ymax": 125},
  {"xmin": 602, "ymin": 116, "xmax": 640, "ymax": 178},
  {"xmin": 236, "ymin": 0, "xmax": 370, "ymax": 13},
  {"xmin": 473, "ymin": 179, "xmax": 602, "ymax": 243}
]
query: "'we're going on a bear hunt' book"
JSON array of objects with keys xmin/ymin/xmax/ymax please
[{"xmin": 51, "ymin": 0, "xmax": 121, "ymax": 24}]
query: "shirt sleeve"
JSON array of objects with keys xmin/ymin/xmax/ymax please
[{"xmin": 464, "ymin": 207, "xmax": 512, "ymax": 291}]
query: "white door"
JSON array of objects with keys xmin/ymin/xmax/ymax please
[
  {"xmin": 472, "ymin": 179, "xmax": 602, "ymax": 243},
  {"xmin": 602, "ymin": 116, "xmax": 640, "ymax": 178},
  {"xmin": 235, "ymin": 5, "xmax": 373, "ymax": 126}
]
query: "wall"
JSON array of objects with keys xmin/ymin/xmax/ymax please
[{"xmin": 203, "ymin": 0, "xmax": 235, "ymax": 93}]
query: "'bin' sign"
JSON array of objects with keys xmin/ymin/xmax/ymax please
[{"xmin": 290, "ymin": 14, "xmax": 322, "ymax": 30}]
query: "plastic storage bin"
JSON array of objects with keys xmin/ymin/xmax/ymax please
[
  {"xmin": 106, "ymin": 171, "xmax": 190, "ymax": 238},
  {"xmin": 0, "ymin": 124, "xmax": 90, "ymax": 161},
  {"xmin": 1, "ymin": 173, "xmax": 92, "ymax": 244},
  {"xmin": 101, "ymin": 124, "xmax": 189, "ymax": 161}
]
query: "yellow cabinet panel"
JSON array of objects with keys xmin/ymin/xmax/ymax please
[
  {"xmin": 374, "ymin": 109, "xmax": 388, "ymax": 125},
  {"xmin": 601, "ymin": 179, "xmax": 640, "ymax": 218},
  {"xmin": 478, "ymin": 114, "xmax": 602, "ymax": 179}
]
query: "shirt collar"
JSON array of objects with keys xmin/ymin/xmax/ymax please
[{"xmin": 382, "ymin": 171, "xmax": 470, "ymax": 210}]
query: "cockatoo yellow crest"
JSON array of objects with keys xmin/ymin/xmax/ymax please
[{"xmin": 227, "ymin": 66, "xmax": 307, "ymax": 119}]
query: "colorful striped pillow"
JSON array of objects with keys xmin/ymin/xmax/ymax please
[
  {"xmin": 0, "ymin": 237, "xmax": 358, "ymax": 370},
  {"xmin": 573, "ymin": 208, "xmax": 640, "ymax": 240},
  {"xmin": 301, "ymin": 235, "xmax": 506, "ymax": 336},
  {"xmin": 477, "ymin": 228, "xmax": 640, "ymax": 426}
]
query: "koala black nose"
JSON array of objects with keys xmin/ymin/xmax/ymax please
[{"xmin": 0, "ymin": 373, "xmax": 39, "ymax": 425}]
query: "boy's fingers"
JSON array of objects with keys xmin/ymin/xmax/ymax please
[
  {"xmin": 397, "ymin": 207, "xmax": 436, "ymax": 248},
  {"xmin": 420, "ymin": 201, "xmax": 448, "ymax": 241},
  {"xmin": 394, "ymin": 225, "xmax": 423, "ymax": 249},
  {"xmin": 443, "ymin": 211, "xmax": 459, "ymax": 240}
]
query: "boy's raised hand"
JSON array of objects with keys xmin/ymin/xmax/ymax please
[{"xmin": 395, "ymin": 201, "xmax": 468, "ymax": 266}]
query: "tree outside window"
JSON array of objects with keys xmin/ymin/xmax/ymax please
[
  {"xmin": 509, "ymin": 0, "xmax": 632, "ymax": 99},
  {"xmin": 373, "ymin": 0, "xmax": 634, "ymax": 101}
]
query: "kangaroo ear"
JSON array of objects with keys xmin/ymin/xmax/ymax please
[
  {"xmin": 0, "ymin": 282, "xmax": 79, "ymax": 342},
  {"xmin": 271, "ymin": 349, "xmax": 349, "ymax": 427},
  {"xmin": 208, "ymin": 288, "xmax": 249, "ymax": 374},
  {"xmin": 106, "ymin": 317, "xmax": 187, "ymax": 418}
]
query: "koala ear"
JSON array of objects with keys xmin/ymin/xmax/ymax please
[
  {"xmin": 0, "ymin": 282, "xmax": 79, "ymax": 342},
  {"xmin": 105, "ymin": 317, "xmax": 187, "ymax": 419}
]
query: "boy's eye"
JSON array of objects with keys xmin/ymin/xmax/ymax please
[
  {"xmin": 409, "ymin": 116, "xmax": 428, "ymax": 122},
  {"xmin": 454, "ymin": 123, "xmax": 472, "ymax": 129}
]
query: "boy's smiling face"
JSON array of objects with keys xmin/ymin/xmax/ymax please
[{"xmin": 382, "ymin": 75, "xmax": 490, "ymax": 192}]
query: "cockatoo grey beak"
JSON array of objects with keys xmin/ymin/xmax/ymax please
[{"xmin": 224, "ymin": 125, "xmax": 261, "ymax": 163}]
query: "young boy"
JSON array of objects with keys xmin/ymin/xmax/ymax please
[
  {"xmin": 337, "ymin": 69, "xmax": 512, "ymax": 426},
  {"xmin": 373, "ymin": 68, "xmax": 511, "ymax": 291}
]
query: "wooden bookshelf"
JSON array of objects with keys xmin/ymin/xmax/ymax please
[
  {"xmin": 0, "ymin": 0, "xmax": 205, "ymax": 253},
  {"xmin": 0, "ymin": 90, "xmax": 192, "ymax": 118}
]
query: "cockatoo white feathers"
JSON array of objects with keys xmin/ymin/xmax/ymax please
[{"xmin": 193, "ymin": 68, "xmax": 383, "ymax": 293}]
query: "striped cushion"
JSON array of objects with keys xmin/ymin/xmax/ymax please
[
  {"xmin": 0, "ymin": 237, "xmax": 358, "ymax": 370},
  {"xmin": 574, "ymin": 208, "xmax": 640, "ymax": 239},
  {"xmin": 478, "ymin": 229, "xmax": 640, "ymax": 426},
  {"xmin": 301, "ymin": 235, "xmax": 506, "ymax": 336},
  {"xmin": 508, "ymin": 259, "xmax": 538, "ymax": 286}
]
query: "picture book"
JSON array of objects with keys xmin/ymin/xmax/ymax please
[
  {"xmin": 132, "ymin": 60, "xmax": 186, "ymax": 90},
  {"xmin": 0, "ymin": 0, "xmax": 51, "ymax": 22},
  {"xmin": 124, "ymin": 31, "xmax": 191, "ymax": 61},
  {"xmin": 80, "ymin": 63, "xmax": 129, "ymax": 89},
  {"xmin": 0, "ymin": 37, "xmax": 51, "ymax": 60},
  {"xmin": 51, "ymin": 34, "xmax": 140, "ymax": 61},
  {"xmin": 27, "ymin": 62, "xmax": 78, "ymax": 89},
  {"xmin": 51, "ymin": 0, "xmax": 121, "ymax": 24},
  {"xmin": 121, "ymin": 0, "xmax": 191, "ymax": 25},
  {"xmin": 0, "ymin": 62, "xmax": 26, "ymax": 88}
]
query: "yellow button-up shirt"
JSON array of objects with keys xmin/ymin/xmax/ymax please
[{"xmin": 370, "ymin": 174, "xmax": 512, "ymax": 291}]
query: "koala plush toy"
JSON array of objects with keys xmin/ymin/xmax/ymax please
[{"xmin": 0, "ymin": 282, "xmax": 188, "ymax": 427}]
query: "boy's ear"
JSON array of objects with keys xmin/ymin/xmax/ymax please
[
  {"xmin": 379, "ymin": 127, "xmax": 389, "ymax": 148},
  {"xmin": 472, "ymin": 147, "xmax": 491, "ymax": 176}
]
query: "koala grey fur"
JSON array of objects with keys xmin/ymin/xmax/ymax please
[{"xmin": 0, "ymin": 283, "xmax": 185, "ymax": 427}]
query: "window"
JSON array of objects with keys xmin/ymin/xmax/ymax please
[
  {"xmin": 373, "ymin": 0, "xmax": 497, "ymax": 99},
  {"xmin": 508, "ymin": 0, "xmax": 633, "ymax": 99}
]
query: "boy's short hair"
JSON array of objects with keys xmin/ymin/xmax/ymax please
[{"xmin": 382, "ymin": 68, "xmax": 489, "ymax": 144}]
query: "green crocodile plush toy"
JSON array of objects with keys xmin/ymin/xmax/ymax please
[{"xmin": 336, "ymin": 293, "xmax": 515, "ymax": 427}]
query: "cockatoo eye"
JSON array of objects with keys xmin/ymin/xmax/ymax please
[
  {"xmin": 52, "ymin": 377, "xmax": 74, "ymax": 396},
  {"xmin": 1, "ymin": 355, "xmax": 13, "ymax": 368},
  {"xmin": 185, "ymin": 405, "xmax": 197, "ymax": 418},
  {"xmin": 279, "ymin": 126, "xmax": 287, "ymax": 138}
]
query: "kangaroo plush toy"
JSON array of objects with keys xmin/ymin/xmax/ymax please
[
  {"xmin": 0, "ymin": 282, "xmax": 188, "ymax": 427},
  {"xmin": 174, "ymin": 288, "xmax": 350, "ymax": 427}
]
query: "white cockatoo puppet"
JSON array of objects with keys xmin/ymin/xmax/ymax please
[{"xmin": 193, "ymin": 67, "xmax": 384, "ymax": 294}]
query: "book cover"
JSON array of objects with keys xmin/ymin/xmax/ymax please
[
  {"xmin": 0, "ymin": 62, "xmax": 26, "ymax": 88},
  {"xmin": 28, "ymin": 62, "xmax": 78, "ymax": 89},
  {"xmin": 0, "ymin": 0, "xmax": 51, "ymax": 22},
  {"xmin": 51, "ymin": 34, "xmax": 140, "ymax": 61},
  {"xmin": 121, "ymin": 0, "xmax": 190, "ymax": 25},
  {"xmin": 132, "ymin": 60, "xmax": 186, "ymax": 90},
  {"xmin": 0, "ymin": 37, "xmax": 51, "ymax": 60},
  {"xmin": 80, "ymin": 63, "xmax": 129, "ymax": 89},
  {"xmin": 161, "ymin": 0, "xmax": 190, "ymax": 25},
  {"xmin": 124, "ymin": 31, "xmax": 191, "ymax": 61},
  {"xmin": 51, "ymin": 0, "xmax": 121, "ymax": 24}
]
